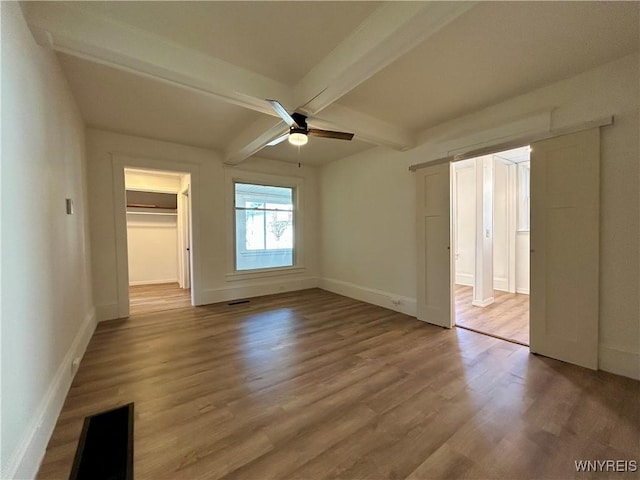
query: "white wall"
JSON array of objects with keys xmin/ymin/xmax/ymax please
[
  {"xmin": 515, "ymin": 161, "xmax": 530, "ymax": 294},
  {"xmin": 320, "ymin": 54, "xmax": 639, "ymax": 379},
  {"xmin": 87, "ymin": 129, "xmax": 321, "ymax": 320},
  {"xmin": 125, "ymin": 170, "xmax": 181, "ymax": 285},
  {"xmin": 454, "ymin": 156, "xmax": 526, "ymax": 294},
  {"xmin": 127, "ymin": 213, "xmax": 178, "ymax": 285},
  {"xmin": 125, "ymin": 170, "xmax": 182, "ymax": 191},
  {"xmin": 320, "ymin": 148, "xmax": 417, "ymax": 315},
  {"xmin": 453, "ymin": 160, "xmax": 476, "ymax": 286},
  {"xmin": 492, "ymin": 158, "xmax": 510, "ymax": 291},
  {"xmin": 515, "ymin": 233, "xmax": 530, "ymax": 294},
  {"xmin": 1, "ymin": 4, "xmax": 95, "ymax": 477}
]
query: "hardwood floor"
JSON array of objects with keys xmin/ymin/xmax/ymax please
[
  {"xmin": 455, "ymin": 285, "xmax": 530, "ymax": 345},
  {"xmin": 38, "ymin": 289, "xmax": 638, "ymax": 479},
  {"xmin": 129, "ymin": 282, "xmax": 191, "ymax": 316}
]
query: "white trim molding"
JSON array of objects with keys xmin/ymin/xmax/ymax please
[
  {"xmin": 455, "ymin": 273, "xmax": 474, "ymax": 287},
  {"xmin": 199, "ymin": 276, "xmax": 319, "ymax": 305},
  {"xmin": 493, "ymin": 277, "xmax": 509, "ymax": 292},
  {"xmin": 409, "ymin": 114, "xmax": 613, "ymax": 172},
  {"xmin": 471, "ymin": 297, "xmax": 495, "ymax": 308},
  {"xmin": 224, "ymin": 167, "xmax": 306, "ymax": 278},
  {"xmin": 95, "ymin": 302, "xmax": 119, "ymax": 322},
  {"xmin": 319, "ymin": 278, "xmax": 417, "ymax": 317},
  {"xmin": 129, "ymin": 279, "xmax": 179, "ymax": 286},
  {"xmin": 3, "ymin": 309, "xmax": 97, "ymax": 479},
  {"xmin": 110, "ymin": 153, "xmax": 201, "ymax": 319},
  {"xmin": 225, "ymin": 265, "xmax": 307, "ymax": 282},
  {"xmin": 599, "ymin": 345, "xmax": 640, "ymax": 380}
]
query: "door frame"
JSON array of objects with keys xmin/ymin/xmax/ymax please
[
  {"xmin": 178, "ymin": 184, "xmax": 191, "ymax": 290},
  {"xmin": 112, "ymin": 154, "xmax": 201, "ymax": 318},
  {"xmin": 412, "ymin": 116, "xmax": 611, "ymax": 364},
  {"xmin": 125, "ymin": 174, "xmax": 192, "ymax": 291}
]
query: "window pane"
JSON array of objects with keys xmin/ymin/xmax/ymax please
[
  {"xmin": 245, "ymin": 210, "xmax": 264, "ymax": 250},
  {"xmin": 235, "ymin": 183, "xmax": 292, "ymax": 210},
  {"xmin": 235, "ymin": 182, "xmax": 294, "ymax": 271},
  {"xmin": 265, "ymin": 210, "xmax": 293, "ymax": 249}
]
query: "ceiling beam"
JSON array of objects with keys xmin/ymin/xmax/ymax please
[
  {"xmin": 294, "ymin": 1, "xmax": 477, "ymax": 114},
  {"xmin": 22, "ymin": 1, "xmax": 475, "ymax": 164},
  {"xmin": 21, "ymin": 2, "xmax": 293, "ymax": 116},
  {"xmin": 224, "ymin": 117, "xmax": 288, "ymax": 165}
]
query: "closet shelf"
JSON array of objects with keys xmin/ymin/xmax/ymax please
[{"xmin": 126, "ymin": 211, "xmax": 178, "ymax": 216}]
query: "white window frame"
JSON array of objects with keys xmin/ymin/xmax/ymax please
[{"xmin": 225, "ymin": 168, "xmax": 305, "ymax": 281}]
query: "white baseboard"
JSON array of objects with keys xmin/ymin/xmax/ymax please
[
  {"xmin": 516, "ymin": 287, "xmax": 530, "ymax": 295},
  {"xmin": 95, "ymin": 302, "xmax": 119, "ymax": 321},
  {"xmin": 129, "ymin": 278, "xmax": 178, "ymax": 286},
  {"xmin": 455, "ymin": 273, "xmax": 474, "ymax": 287},
  {"xmin": 493, "ymin": 277, "xmax": 508, "ymax": 292},
  {"xmin": 4, "ymin": 309, "xmax": 97, "ymax": 480},
  {"xmin": 472, "ymin": 297, "xmax": 495, "ymax": 307},
  {"xmin": 319, "ymin": 278, "xmax": 417, "ymax": 317},
  {"xmin": 198, "ymin": 276, "xmax": 320, "ymax": 306},
  {"xmin": 599, "ymin": 344, "xmax": 640, "ymax": 380}
]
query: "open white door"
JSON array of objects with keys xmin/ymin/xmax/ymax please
[
  {"xmin": 416, "ymin": 163, "xmax": 452, "ymax": 327},
  {"xmin": 530, "ymin": 128, "xmax": 600, "ymax": 369},
  {"xmin": 178, "ymin": 187, "xmax": 191, "ymax": 289}
]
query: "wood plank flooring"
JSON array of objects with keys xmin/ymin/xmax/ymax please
[
  {"xmin": 129, "ymin": 282, "xmax": 191, "ymax": 316},
  {"xmin": 455, "ymin": 285, "xmax": 530, "ymax": 345},
  {"xmin": 38, "ymin": 289, "xmax": 638, "ymax": 479}
]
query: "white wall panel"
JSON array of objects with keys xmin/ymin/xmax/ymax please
[
  {"xmin": 454, "ymin": 161, "xmax": 476, "ymax": 286},
  {"xmin": 127, "ymin": 214, "xmax": 178, "ymax": 285}
]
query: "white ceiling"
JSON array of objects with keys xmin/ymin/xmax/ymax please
[
  {"xmin": 58, "ymin": 53, "xmax": 261, "ymax": 150},
  {"xmin": 61, "ymin": 1, "xmax": 379, "ymax": 85},
  {"xmin": 27, "ymin": 1, "xmax": 639, "ymax": 166},
  {"xmin": 339, "ymin": 1, "xmax": 639, "ymax": 131},
  {"xmin": 259, "ymin": 137, "xmax": 373, "ymax": 167}
]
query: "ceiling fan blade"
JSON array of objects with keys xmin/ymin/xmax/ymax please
[
  {"xmin": 266, "ymin": 133, "xmax": 289, "ymax": 147},
  {"xmin": 308, "ymin": 129, "xmax": 354, "ymax": 141},
  {"xmin": 266, "ymin": 99, "xmax": 299, "ymax": 128}
]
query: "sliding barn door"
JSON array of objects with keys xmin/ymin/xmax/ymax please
[
  {"xmin": 416, "ymin": 163, "xmax": 452, "ymax": 328},
  {"xmin": 530, "ymin": 128, "xmax": 600, "ymax": 369}
]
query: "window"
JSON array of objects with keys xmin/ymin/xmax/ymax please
[{"xmin": 234, "ymin": 182, "xmax": 294, "ymax": 271}]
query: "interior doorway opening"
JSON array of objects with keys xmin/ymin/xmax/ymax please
[
  {"xmin": 124, "ymin": 167, "xmax": 193, "ymax": 316},
  {"xmin": 451, "ymin": 146, "xmax": 530, "ymax": 345}
]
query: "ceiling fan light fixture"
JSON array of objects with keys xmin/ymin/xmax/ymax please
[{"xmin": 289, "ymin": 131, "xmax": 308, "ymax": 146}]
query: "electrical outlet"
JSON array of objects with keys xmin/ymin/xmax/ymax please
[{"xmin": 71, "ymin": 357, "xmax": 81, "ymax": 375}]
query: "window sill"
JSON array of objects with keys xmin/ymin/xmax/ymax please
[{"xmin": 225, "ymin": 265, "xmax": 306, "ymax": 282}]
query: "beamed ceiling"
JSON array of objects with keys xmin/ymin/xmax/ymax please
[{"xmin": 22, "ymin": 1, "xmax": 639, "ymax": 166}]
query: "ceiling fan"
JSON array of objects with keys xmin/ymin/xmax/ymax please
[{"xmin": 266, "ymin": 99, "xmax": 354, "ymax": 147}]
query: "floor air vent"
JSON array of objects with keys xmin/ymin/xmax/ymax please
[
  {"xmin": 69, "ymin": 403, "xmax": 134, "ymax": 480},
  {"xmin": 228, "ymin": 299, "xmax": 250, "ymax": 306}
]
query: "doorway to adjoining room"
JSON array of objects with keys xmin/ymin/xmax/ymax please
[
  {"xmin": 125, "ymin": 168, "xmax": 193, "ymax": 316},
  {"xmin": 451, "ymin": 146, "xmax": 530, "ymax": 345}
]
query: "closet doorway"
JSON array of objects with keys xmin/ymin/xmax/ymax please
[
  {"xmin": 125, "ymin": 168, "xmax": 193, "ymax": 316},
  {"xmin": 451, "ymin": 146, "xmax": 530, "ymax": 345}
]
